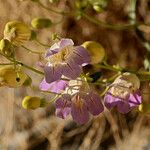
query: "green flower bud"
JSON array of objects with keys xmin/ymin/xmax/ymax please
[
  {"xmin": 0, "ymin": 66, "xmax": 28, "ymax": 88},
  {"xmin": 31, "ymin": 18, "xmax": 52, "ymax": 29},
  {"xmin": 22, "ymin": 96, "xmax": 47, "ymax": 109},
  {"xmin": 138, "ymin": 103, "xmax": 150, "ymax": 114},
  {"xmin": 0, "ymin": 39, "xmax": 14, "ymax": 56},
  {"xmin": 4, "ymin": 21, "xmax": 31, "ymax": 46},
  {"xmin": 82, "ymin": 41, "xmax": 105, "ymax": 64}
]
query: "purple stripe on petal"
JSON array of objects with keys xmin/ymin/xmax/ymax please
[
  {"xmin": 85, "ymin": 92, "xmax": 104, "ymax": 115},
  {"xmin": 39, "ymin": 78, "xmax": 68, "ymax": 94},
  {"xmin": 62, "ymin": 61, "xmax": 81, "ymax": 79},
  {"xmin": 44, "ymin": 65, "xmax": 62, "ymax": 83},
  {"xmin": 75, "ymin": 46, "xmax": 91, "ymax": 64}
]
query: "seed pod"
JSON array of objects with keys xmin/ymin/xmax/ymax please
[
  {"xmin": 31, "ymin": 18, "xmax": 52, "ymax": 29},
  {"xmin": 22, "ymin": 96, "xmax": 47, "ymax": 109},
  {"xmin": 0, "ymin": 66, "xmax": 27, "ymax": 88},
  {"xmin": 138, "ymin": 103, "xmax": 150, "ymax": 114},
  {"xmin": 4, "ymin": 21, "xmax": 31, "ymax": 46},
  {"xmin": 82, "ymin": 41, "xmax": 105, "ymax": 64},
  {"xmin": 0, "ymin": 39, "xmax": 14, "ymax": 56}
]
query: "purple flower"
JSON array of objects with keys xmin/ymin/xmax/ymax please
[
  {"xmin": 55, "ymin": 90, "xmax": 104, "ymax": 124},
  {"xmin": 39, "ymin": 78, "xmax": 68, "ymax": 94},
  {"xmin": 44, "ymin": 38, "xmax": 90, "ymax": 83},
  {"xmin": 104, "ymin": 73, "xmax": 142, "ymax": 113}
]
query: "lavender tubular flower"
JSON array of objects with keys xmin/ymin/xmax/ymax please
[
  {"xmin": 104, "ymin": 73, "xmax": 142, "ymax": 113},
  {"xmin": 54, "ymin": 79, "xmax": 104, "ymax": 124},
  {"xmin": 44, "ymin": 38, "xmax": 90, "ymax": 83}
]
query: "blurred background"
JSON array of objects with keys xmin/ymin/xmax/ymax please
[{"xmin": 0, "ymin": 0, "xmax": 150, "ymax": 149}]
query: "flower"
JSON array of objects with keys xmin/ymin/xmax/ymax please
[
  {"xmin": 104, "ymin": 73, "xmax": 142, "ymax": 113},
  {"xmin": 55, "ymin": 79, "xmax": 104, "ymax": 124},
  {"xmin": 44, "ymin": 38, "xmax": 91, "ymax": 83},
  {"xmin": 39, "ymin": 78, "xmax": 68, "ymax": 94}
]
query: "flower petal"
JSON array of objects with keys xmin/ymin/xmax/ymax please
[
  {"xmin": 85, "ymin": 92, "xmax": 104, "ymax": 115},
  {"xmin": 39, "ymin": 78, "xmax": 68, "ymax": 93},
  {"xmin": 55, "ymin": 94, "xmax": 72, "ymax": 119},
  {"xmin": 60, "ymin": 38, "xmax": 74, "ymax": 49},
  {"xmin": 128, "ymin": 91, "xmax": 142, "ymax": 107},
  {"xmin": 117, "ymin": 101, "xmax": 130, "ymax": 114},
  {"xmin": 62, "ymin": 61, "xmax": 81, "ymax": 79},
  {"xmin": 71, "ymin": 103, "xmax": 89, "ymax": 124},
  {"xmin": 75, "ymin": 46, "xmax": 91, "ymax": 64},
  {"xmin": 44, "ymin": 65, "xmax": 62, "ymax": 83},
  {"xmin": 104, "ymin": 93, "xmax": 121, "ymax": 110}
]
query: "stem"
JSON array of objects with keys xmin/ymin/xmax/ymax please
[
  {"xmin": 0, "ymin": 63, "xmax": 14, "ymax": 65},
  {"xmin": 82, "ymin": 13, "xmax": 137, "ymax": 30},
  {"xmin": 35, "ymin": 39, "xmax": 51, "ymax": 47},
  {"xmin": 0, "ymin": 52, "xmax": 44, "ymax": 75},
  {"xmin": 38, "ymin": 1, "xmax": 67, "ymax": 15},
  {"xmin": 22, "ymin": 45, "xmax": 44, "ymax": 54}
]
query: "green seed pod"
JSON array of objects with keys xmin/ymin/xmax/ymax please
[
  {"xmin": 22, "ymin": 96, "xmax": 47, "ymax": 109},
  {"xmin": 82, "ymin": 41, "xmax": 105, "ymax": 64},
  {"xmin": 4, "ymin": 21, "xmax": 31, "ymax": 46},
  {"xmin": 31, "ymin": 18, "xmax": 52, "ymax": 29},
  {"xmin": 138, "ymin": 103, "xmax": 150, "ymax": 114},
  {"xmin": 0, "ymin": 39, "xmax": 14, "ymax": 56},
  {"xmin": 0, "ymin": 66, "xmax": 28, "ymax": 88}
]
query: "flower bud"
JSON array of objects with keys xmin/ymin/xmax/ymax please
[
  {"xmin": 0, "ymin": 39, "xmax": 14, "ymax": 56},
  {"xmin": 22, "ymin": 96, "xmax": 47, "ymax": 109},
  {"xmin": 138, "ymin": 103, "xmax": 150, "ymax": 114},
  {"xmin": 0, "ymin": 66, "xmax": 28, "ymax": 88},
  {"xmin": 31, "ymin": 18, "xmax": 52, "ymax": 29},
  {"xmin": 82, "ymin": 41, "xmax": 105, "ymax": 64},
  {"xmin": 4, "ymin": 21, "xmax": 31, "ymax": 46}
]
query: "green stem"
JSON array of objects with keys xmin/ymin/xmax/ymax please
[
  {"xmin": 0, "ymin": 53, "xmax": 44, "ymax": 75},
  {"xmin": 35, "ymin": 39, "xmax": 51, "ymax": 47},
  {"xmin": 22, "ymin": 45, "xmax": 44, "ymax": 54},
  {"xmin": 82, "ymin": 13, "xmax": 137, "ymax": 30},
  {"xmin": 0, "ymin": 63, "xmax": 14, "ymax": 65},
  {"xmin": 38, "ymin": 1, "xmax": 67, "ymax": 15}
]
